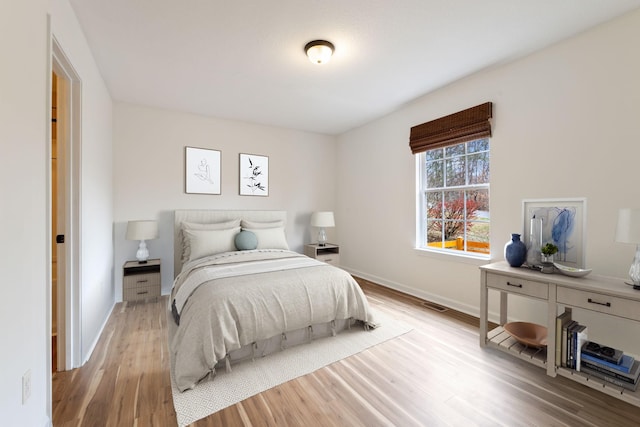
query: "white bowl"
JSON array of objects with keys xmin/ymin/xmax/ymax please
[{"xmin": 553, "ymin": 262, "xmax": 592, "ymax": 278}]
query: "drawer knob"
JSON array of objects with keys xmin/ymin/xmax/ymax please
[
  {"xmin": 588, "ymin": 298, "xmax": 611, "ymax": 307},
  {"xmin": 507, "ymin": 281, "xmax": 523, "ymax": 288},
  {"xmin": 137, "ymin": 291, "xmax": 149, "ymax": 295},
  {"xmin": 137, "ymin": 279, "xmax": 148, "ymax": 284}
]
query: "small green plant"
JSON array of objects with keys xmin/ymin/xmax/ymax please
[{"xmin": 541, "ymin": 243, "xmax": 558, "ymax": 256}]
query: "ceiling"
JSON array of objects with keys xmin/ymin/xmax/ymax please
[{"xmin": 69, "ymin": 0, "xmax": 640, "ymax": 135}]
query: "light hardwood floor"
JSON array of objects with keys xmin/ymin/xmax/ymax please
[{"xmin": 52, "ymin": 278, "xmax": 640, "ymax": 426}]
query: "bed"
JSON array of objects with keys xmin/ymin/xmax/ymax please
[{"xmin": 169, "ymin": 209, "xmax": 377, "ymax": 392}]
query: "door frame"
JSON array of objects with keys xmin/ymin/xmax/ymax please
[{"xmin": 50, "ymin": 36, "xmax": 82, "ymax": 371}]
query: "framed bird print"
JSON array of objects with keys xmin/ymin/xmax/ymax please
[
  {"xmin": 185, "ymin": 146, "xmax": 221, "ymax": 195},
  {"xmin": 239, "ymin": 153, "xmax": 269, "ymax": 196}
]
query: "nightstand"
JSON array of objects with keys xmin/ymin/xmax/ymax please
[
  {"xmin": 304, "ymin": 243, "xmax": 340, "ymax": 266},
  {"xmin": 123, "ymin": 259, "xmax": 161, "ymax": 302}
]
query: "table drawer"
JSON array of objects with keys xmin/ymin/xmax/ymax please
[
  {"xmin": 317, "ymin": 253, "xmax": 340, "ymax": 266},
  {"xmin": 486, "ymin": 272, "xmax": 548, "ymax": 300},
  {"xmin": 123, "ymin": 284, "xmax": 160, "ymax": 301},
  {"xmin": 123, "ymin": 272, "xmax": 160, "ymax": 290},
  {"xmin": 557, "ymin": 287, "xmax": 640, "ymax": 321}
]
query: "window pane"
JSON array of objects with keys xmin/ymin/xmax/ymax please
[
  {"xmin": 443, "ymin": 190, "xmax": 465, "ymax": 240},
  {"xmin": 426, "ymin": 192, "xmax": 443, "ymax": 219},
  {"xmin": 426, "ymin": 219, "xmax": 442, "ymax": 244},
  {"xmin": 467, "ymin": 221, "xmax": 490, "ymax": 254},
  {"xmin": 445, "ymin": 156, "xmax": 465, "ymax": 186},
  {"xmin": 467, "ymin": 221, "xmax": 490, "ymax": 242},
  {"xmin": 426, "ymin": 160, "xmax": 443, "ymax": 188},
  {"xmin": 467, "ymin": 138, "xmax": 489, "ymax": 153},
  {"xmin": 425, "ymin": 148, "xmax": 443, "ymax": 161},
  {"xmin": 466, "ymin": 191, "xmax": 477, "ymax": 221},
  {"xmin": 467, "ymin": 152, "xmax": 490, "ymax": 185},
  {"xmin": 444, "ymin": 221, "xmax": 464, "ymax": 241},
  {"xmin": 445, "ymin": 144, "xmax": 465, "ymax": 157},
  {"xmin": 444, "ymin": 190, "xmax": 464, "ymax": 216},
  {"xmin": 468, "ymin": 188, "xmax": 490, "ymax": 216}
]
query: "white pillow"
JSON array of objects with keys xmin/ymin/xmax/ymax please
[
  {"xmin": 241, "ymin": 219, "xmax": 285, "ymax": 229},
  {"xmin": 183, "ymin": 226, "xmax": 241, "ymax": 262},
  {"xmin": 247, "ymin": 227, "xmax": 289, "ymax": 250},
  {"xmin": 181, "ymin": 219, "xmax": 241, "ymax": 263}
]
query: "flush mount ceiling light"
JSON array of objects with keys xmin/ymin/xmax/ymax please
[{"xmin": 304, "ymin": 40, "xmax": 335, "ymax": 65}]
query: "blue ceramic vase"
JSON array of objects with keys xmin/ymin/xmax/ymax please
[{"xmin": 504, "ymin": 233, "xmax": 527, "ymax": 267}]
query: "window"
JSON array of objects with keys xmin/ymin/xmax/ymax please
[
  {"xmin": 417, "ymin": 138, "xmax": 490, "ymax": 255},
  {"xmin": 410, "ymin": 102, "xmax": 492, "ymax": 257}
]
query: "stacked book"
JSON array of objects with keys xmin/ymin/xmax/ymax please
[
  {"xmin": 580, "ymin": 341, "xmax": 640, "ymax": 391},
  {"xmin": 556, "ymin": 310, "xmax": 640, "ymax": 390},
  {"xmin": 555, "ymin": 311, "xmax": 588, "ymax": 370}
]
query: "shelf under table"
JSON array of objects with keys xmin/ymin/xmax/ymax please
[
  {"xmin": 486, "ymin": 326, "xmax": 547, "ymax": 369},
  {"xmin": 556, "ymin": 367, "xmax": 640, "ymax": 406}
]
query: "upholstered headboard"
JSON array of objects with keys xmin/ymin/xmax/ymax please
[{"xmin": 173, "ymin": 210, "xmax": 287, "ymax": 277}]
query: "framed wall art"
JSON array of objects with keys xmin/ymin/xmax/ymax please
[
  {"xmin": 522, "ymin": 198, "xmax": 586, "ymax": 268},
  {"xmin": 239, "ymin": 153, "xmax": 269, "ymax": 196},
  {"xmin": 185, "ymin": 146, "xmax": 221, "ymax": 195}
]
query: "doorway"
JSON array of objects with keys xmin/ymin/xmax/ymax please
[
  {"xmin": 51, "ymin": 71, "xmax": 60, "ymax": 372},
  {"xmin": 51, "ymin": 37, "xmax": 82, "ymax": 372}
]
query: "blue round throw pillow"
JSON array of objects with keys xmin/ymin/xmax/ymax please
[{"xmin": 235, "ymin": 230, "xmax": 258, "ymax": 251}]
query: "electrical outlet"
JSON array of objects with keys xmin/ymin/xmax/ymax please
[{"xmin": 22, "ymin": 370, "xmax": 31, "ymax": 404}]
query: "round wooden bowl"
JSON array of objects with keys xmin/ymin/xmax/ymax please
[{"xmin": 503, "ymin": 321, "xmax": 548, "ymax": 348}]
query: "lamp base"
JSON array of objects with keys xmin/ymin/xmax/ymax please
[
  {"xmin": 628, "ymin": 244, "xmax": 640, "ymax": 287},
  {"xmin": 136, "ymin": 240, "xmax": 150, "ymax": 263},
  {"xmin": 317, "ymin": 228, "xmax": 327, "ymax": 247}
]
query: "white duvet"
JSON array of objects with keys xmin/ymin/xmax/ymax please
[{"xmin": 169, "ymin": 249, "xmax": 376, "ymax": 392}]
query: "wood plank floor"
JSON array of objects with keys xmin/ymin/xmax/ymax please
[{"xmin": 52, "ymin": 278, "xmax": 640, "ymax": 426}]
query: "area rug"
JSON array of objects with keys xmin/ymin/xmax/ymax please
[{"xmin": 169, "ymin": 310, "xmax": 412, "ymax": 426}]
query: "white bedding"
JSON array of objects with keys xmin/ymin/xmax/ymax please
[
  {"xmin": 172, "ymin": 249, "xmax": 324, "ymax": 317},
  {"xmin": 169, "ymin": 249, "xmax": 377, "ymax": 392}
]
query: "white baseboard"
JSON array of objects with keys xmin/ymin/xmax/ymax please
[
  {"xmin": 82, "ymin": 300, "xmax": 116, "ymax": 365},
  {"xmin": 343, "ymin": 266, "xmax": 485, "ymax": 320}
]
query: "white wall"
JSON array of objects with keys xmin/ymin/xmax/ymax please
[
  {"xmin": 337, "ymin": 9, "xmax": 640, "ymax": 354},
  {"xmin": 113, "ymin": 102, "xmax": 338, "ymax": 299},
  {"xmin": 51, "ymin": 0, "xmax": 114, "ymax": 366},
  {"xmin": 0, "ymin": 2, "xmax": 50, "ymax": 425},
  {"xmin": 0, "ymin": 1, "xmax": 113, "ymax": 424}
]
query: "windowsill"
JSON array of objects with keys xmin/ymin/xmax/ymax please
[{"xmin": 413, "ymin": 247, "xmax": 491, "ymax": 266}]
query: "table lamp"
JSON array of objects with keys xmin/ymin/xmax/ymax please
[
  {"xmin": 126, "ymin": 220, "xmax": 158, "ymax": 263},
  {"xmin": 615, "ymin": 208, "xmax": 640, "ymax": 286},
  {"xmin": 310, "ymin": 211, "xmax": 334, "ymax": 247}
]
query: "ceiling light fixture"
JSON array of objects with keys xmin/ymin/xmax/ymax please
[{"xmin": 305, "ymin": 40, "xmax": 334, "ymax": 65}]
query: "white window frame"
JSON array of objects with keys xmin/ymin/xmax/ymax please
[{"xmin": 415, "ymin": 139, "xmax": 490, "ymax": 260}]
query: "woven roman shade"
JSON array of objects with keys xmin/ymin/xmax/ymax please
[{"xmin": 409, "ymin": 102, "xmax": 493, "ymax": 154}]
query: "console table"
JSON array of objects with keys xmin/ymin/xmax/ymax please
[{"xmin": 479, "ymin": 261, "xmax": 640, "ymax": 407}]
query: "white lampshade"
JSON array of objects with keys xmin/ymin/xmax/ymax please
[
  {"xmin": 310, "ymin": 212, "xmax": 335, "ymax": 228},
  {"xmin": 305, "ymin": 40, "xmax": 334, "ymax": 65},
  {"xmin": 615, "ymin": 208, "xmax": 640, "ymax": 243},
  {"xmin": 126, "ymin": 220, "xmax": 158, "ymax": 263},
  {"xmin": 615, "ymin": 208, "xmax": 640, "ymax": 286},
  {"xmin": 126, "ymin": 220, "xmax": 158, "ymax": 241}
]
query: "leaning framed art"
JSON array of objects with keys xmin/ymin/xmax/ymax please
[
  {"xmin": 239, "ymin": 153, "xmax": 269, "ymax": 196},
  {"xmin": 522, "ymin": 198, "xmax": 586, "ymax": 268},
  {"xmin": 185, "ymin": 146, "xmax": 221, "ymax": 195}
]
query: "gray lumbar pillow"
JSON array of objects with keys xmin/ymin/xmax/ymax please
[{"xmin": 235, "ymin": 230, "xmax": 258, "ymax": 250}]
